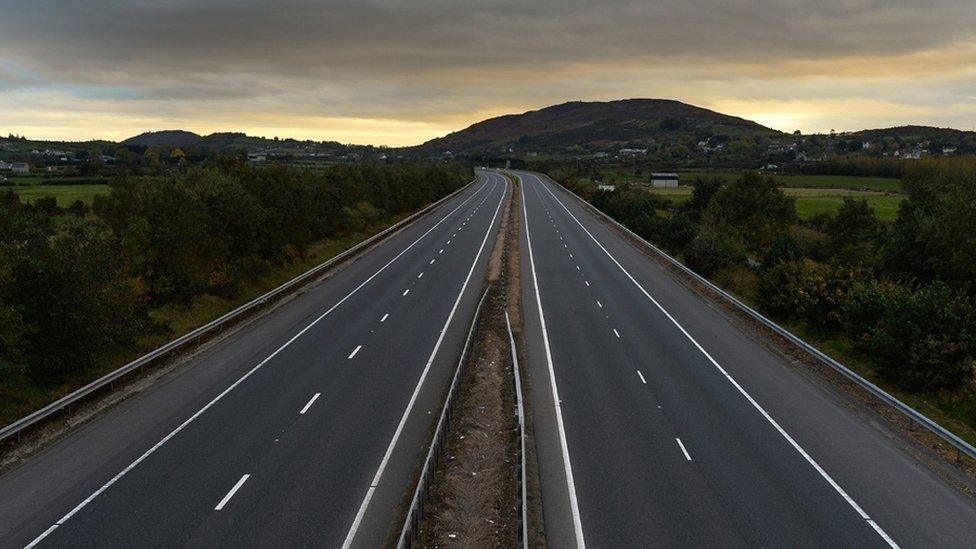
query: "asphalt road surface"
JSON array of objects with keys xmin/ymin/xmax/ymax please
[
  {"xmin": 515, "ymin": 170, "xmax": 976, "ymax": 548},
  {"xmin": 0, "ymin": 170, "xmax": 508, "ymax": 549}
]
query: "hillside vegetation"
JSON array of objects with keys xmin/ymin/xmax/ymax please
[{"xmin": 419, "ymin": 99, "xmax": 781, "ymax": 155}]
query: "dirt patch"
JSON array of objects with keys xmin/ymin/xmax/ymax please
[
  {"xmin": 414, "ymin": 306, "xmax": 517, "ymax": 547},
  {"xmin": 413, "ymin": 176, "xmax": 521, "ymax": 547}
]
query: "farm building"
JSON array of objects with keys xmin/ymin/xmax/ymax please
[
  {"xmin": 10, "ymin": 162, "xmax": 29, "ymax": 174},
  {"xmin": 650, "ymin": 172, "xmax": 679, "ymax": 187}
]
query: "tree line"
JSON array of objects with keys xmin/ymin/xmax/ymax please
[
  {"xmin": 0, "ymin": 160, "xmax": 470, "ymax": 386},
  {"xmin": 553, "ymin": 158, "xmax": 976, "ymax": 396}
]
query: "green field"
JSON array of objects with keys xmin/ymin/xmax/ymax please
[
  {"xmin": 10, "ymin": 184, "xmax": 110, "ymax": 206},
  {"xmin": 646, "ymin": 185, "xmax": 903, "ymax": 220},
  {"xmin": 680, "ymin": 171, "xmax": 902, "ymax": 192}
]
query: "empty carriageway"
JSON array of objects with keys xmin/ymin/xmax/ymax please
[
  {"xmin": 514, "ymin": 169, "xmax": 976, "ymax": 548},
  {"xmin": 1, "ymin": 170, "xmax": 509, "ymax": 549}
]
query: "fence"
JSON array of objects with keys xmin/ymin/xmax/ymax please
[{"xmin": 396, "ymin": 288, "xmax": 491, "ymax": 548}]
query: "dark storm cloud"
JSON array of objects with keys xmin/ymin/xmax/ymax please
[
  {"xmin": 2, "ymin": 1, "xmax": 973, "ymax": 86},
  {"xmin": 1, "ymin": 1, "xmax": 974, "ymax": 142}
]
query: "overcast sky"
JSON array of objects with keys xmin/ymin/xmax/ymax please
[{"xmin": 2, "ymin": 0, "xmax": 975, "ymax": 145}]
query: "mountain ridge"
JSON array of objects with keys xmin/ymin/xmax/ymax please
[{"xmin": 416, "ymin": 98, "xmax": 783, "ymax": 155}]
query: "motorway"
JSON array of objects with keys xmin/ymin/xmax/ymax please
[
  {"xmin": 0, "ymin": 170, "xmax": 508, "ymax": 548},
  {"xmin": 515, "ymin": 170, "xmax": 976, "ymax": 548}
]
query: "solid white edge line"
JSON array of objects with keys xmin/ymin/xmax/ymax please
[
  {"xmin": 22, "ymin": 175, "xmax": 495, "ymax": 549},
  {"xmin": 532, "ymin": 172, "xmax": 899, "ymax": 549},
  {"xmin": 676, "ymin": 438, "xmax": 692, "ymax": 461},
  {"xmin": 348, "ymin": 345, "xmax": 363, "ymax": 360},
  {"xmin": 637, "ymin": 370, "xmax": 647, "ymax": 384},
  {"xmin": 341, "ymin": 173, "xmax": 507, "ymax": 549},
  {"xmin": 516, "ymin": 173, "xmax": 587, "ymax": 549},
  {"xmin": 299, "ymin": 392, "xmax": 321, "ymax": 415},
  {"xmin": 214, "ymin": 474, "xmax": 250, "ymax": 510}
]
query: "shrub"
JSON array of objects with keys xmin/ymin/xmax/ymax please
[
  {"xmin": 661, "ymin": 212, "xmax": 698, "ymax": 253},
  {"xmin": 683, "ymin": 226, "xmax": 742, "ymax": 277},
  {"xmin": 866, "ymin": 282, "xmax": 976, "ymax": 391},
  {"xmin": 712, "ymin": 265, "xmax": 759, "ymax": 301},
  {"xmin": 757, "ymin": 259, "xmax": 847, "ymax": 328},
  {"xmin": 762, "ymin": 232, "xmax": 801, "ymax": 268}
]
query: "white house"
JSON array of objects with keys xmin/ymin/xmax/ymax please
[
  {"xmin": 650, "ymin": 172, "xmax": 679, "ymax": 188},
  {"xmin": 10, "ymin": 162, "xmax": 29, "ymax": 174}
]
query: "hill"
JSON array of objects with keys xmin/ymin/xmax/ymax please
[
  {"xmin": 417, "ymin": 99, "xmax": 783, "ymax": 155},
  {"xmin": 121, "ymin": 130, "xmax": 204, "ymax": 148}
]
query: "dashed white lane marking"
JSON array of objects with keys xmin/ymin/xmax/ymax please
[
  {"xmin": 402, "ymin": 289, "xmax": 410, "ymax": 296},
  {"xmin": 532, "ymin": 172, "xmax": 899, "ymax": 549},
  {"xmin": 637, "ymin": 370, "xmax": 647, "ymax": 384},
  {"xmin": 596, "ymin": 300, "xmax": 603, "ymax": 308},
  {"xmin": 576, "ymin": 265, "xmax": 580, "ymax": 271},
  {"xmin": 515, "ymin": 172, "xmax": 586, "ymax": 548},
  {"xmin": 676, "ymin": 438, "xmax": 692, "ymax": 461},
  {"xmin": 613, "ymin": 328, "xmax": 620, "ymax": 338},
  {"xmin": 417, "ymin": 272, "xmax": 424, "ymax": 279},
  {"xmin": 429, "ymin": 259, "xmax": 435, "ymax": 264},
  {"xmin": 300, "ymin": 393, "xmax": 321, "ymax": 414},
  {"xmin": 584, "ymin": 280, "xmax": 590, "ymax": 287},
  {"xmin": 569, "ymin": 253, "xmax": 574, "ymax": 258},
  {"xmin": 20, "ymin": 176, "xmax": 498, "ymax": 549},
  {"xmin": 439, "ymin": 249, "xmax": 444, "ymax": 254},
  {"xmin": 343, "ymin": 173, "xmax": 510, "ymax": 549},
  {"xmin": 215, "ymin": 474, "xmax": 250, "ymax": 510},
  {"xmin": 348, "ymin": 345, "xmax": 362, "ymax": 359},
  {"xmin": 380, "ymin": 313, "xmax": 389, "ymax": 322}
]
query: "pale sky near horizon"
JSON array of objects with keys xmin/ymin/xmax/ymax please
[{"xmin": 2, "ymin": 1, "xmax": 975, "ymax": 145}]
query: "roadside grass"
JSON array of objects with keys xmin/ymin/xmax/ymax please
[
  {"xmin": 704, "ymin": 266, "xmax": 976, "ymax": 448},
  {"xmin": 645, "ymin": 185, "xmax": 903, "ymax": 220},
  {"xmin": 0, "ymin": 214, "xmax": 409, "ymax": 428},
  {"xmin": 786, "ymin": 324, "xmax": 976, "ymax": 448},
  {"xmin": 10, "ymin": 184, "xmax": 110, "ymax": 206}
]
